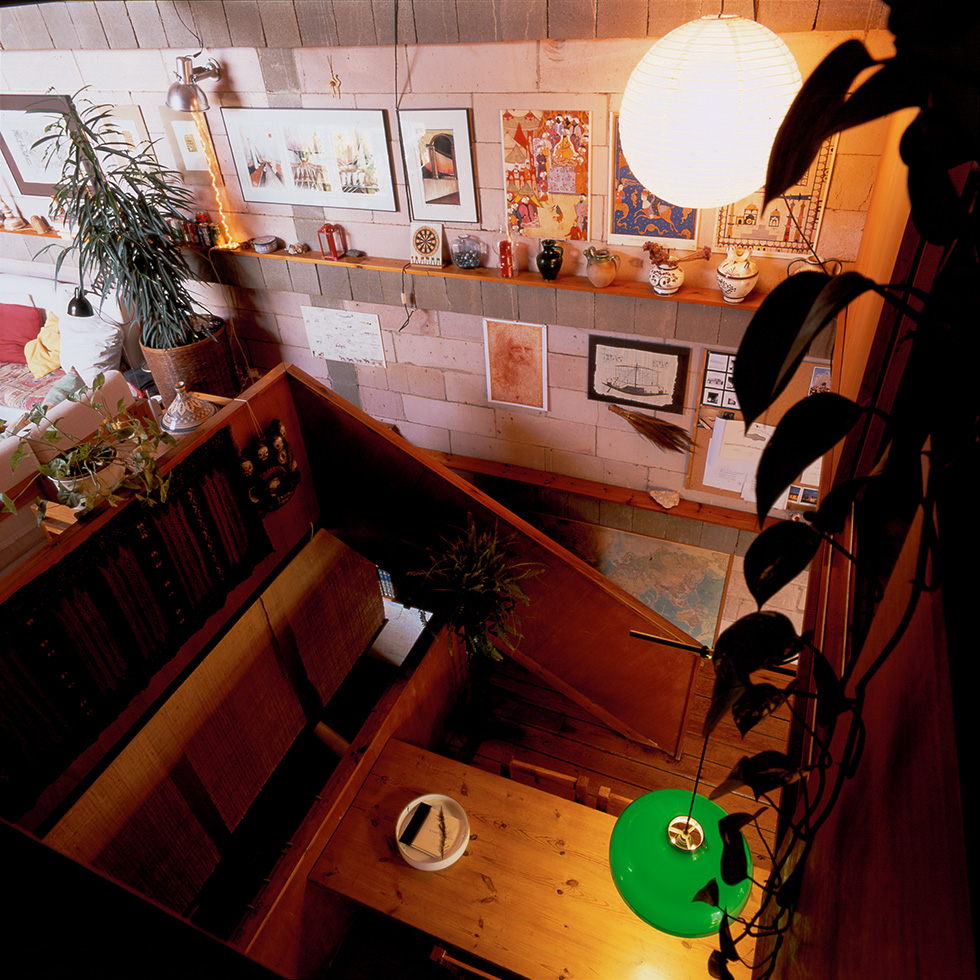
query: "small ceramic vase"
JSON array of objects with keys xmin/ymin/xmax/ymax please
[
  {"xmin": 450, "ymin": 234, "xmax": 485, "ymax": 269},
  {"xmin": 649, "ymin": 262, "xmax": 684, "ymax": 296},
  {"xmin": 787, "ymin": 255, "xmax": 843, "ymax": 277},
  {"xmin": 584, "ymin": 247, "xmax": 620, "ymax": 287},
  {"xmin": 162, "ymin": 380, "xmax": 218, "ymax": 436},
  {"xmin": 536, "ymin": 239, "xmax": 563, "ymax": 281},
  {"xmin": 716, "ymin": 247, "xmax": 760, "ymax": 304}
]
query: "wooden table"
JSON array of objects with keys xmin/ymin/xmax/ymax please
[{"xmin": 309, "ymin": 738, "xmax": 742, "ymax": 980}]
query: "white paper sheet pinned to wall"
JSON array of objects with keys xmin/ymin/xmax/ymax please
[{"xmin": 302, "ymin": 306, "xmax": 387, "ymax": 367}]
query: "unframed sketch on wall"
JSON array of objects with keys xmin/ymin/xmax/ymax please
[
  {"xmin": 483, "ymin": 319, "xmax": 548, "ymax": 410},
  {"xmin": 501, "ymin": 109, "xmax": 590, "ymax": 240}
]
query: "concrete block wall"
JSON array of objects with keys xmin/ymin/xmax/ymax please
[{"xmin": 1, "ymin": 1, "xmax": 896, "ymax": 514}]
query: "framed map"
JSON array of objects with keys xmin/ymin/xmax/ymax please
[
  {"xmin": 501, "ymin": 109, "xmax": 590, "ymax": 241},
  {"xmin": 713, "ymin": 134, "xmax": 839, "ymax": 257},
  {"xmin": 607, "ymin": 111, "xmax": 699, "ymax": 249}
]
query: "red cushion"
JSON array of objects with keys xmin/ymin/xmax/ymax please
[{"xmin": 0, "ymin": 303, "xmax": 44, "ymax": 364}]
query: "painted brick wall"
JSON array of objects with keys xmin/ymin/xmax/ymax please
[{"xmin": 0, "ymin": 1, "xmax": 896, "ymax": 513}]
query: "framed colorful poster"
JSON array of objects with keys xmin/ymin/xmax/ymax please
[
  {"xmin": 483, "ymin": 318, "xmax": 548, "ymax": 410},
  {"xmin": 222, "ymin": 107, "xmax": 397, "ymax": 211},
  {"xmin": 0, "ymin": 93, "xmax": 72, "ymax": 195},
  {"xmin": 608, "ymin": 112, "xmax": 699, "ymax": 249},
  {"xmin": 588, "ymin": 336, "xmax": 690, "ymax": 415},
  {"xmin": 713, "ymin": 134, "xmax": 839, "ymax": 257},
  {"xmin": 501, "ymin": 109, "xmax": 590, "ymax": 240},
  {"xmin": 397, "ymin": 108, "xmax": 478, "ymax": 223}
]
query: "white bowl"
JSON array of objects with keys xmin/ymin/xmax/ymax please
[{"xmin": 395, "ymin": 794, "xmax": 469, "ymax": 871}]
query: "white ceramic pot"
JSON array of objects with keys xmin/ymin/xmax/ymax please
[
  {"xmin": 716, "ymin": 247, "xmax": 759, "ymax": 304},
  {"xmin": 649, "ymin": 262, "xmax": 684, "ymax": 296}
]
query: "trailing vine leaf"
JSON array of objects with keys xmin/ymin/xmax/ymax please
[
  {"xmin": 806, "ymin": 476, "xmax": 873, "ymax": 535},
  {"xmin": 755, "ymin": 394, "xmax": 866, "ymax": 524},
  {"xmin": 717, "ymin": 812, "xmax": 761, "ymax": 885},
  {"xmin": 733, "ymin": 683, "xmax": 788, "ymax": 737},
  {"xmin": 711, "ymin": 751, "xmax": 806, "ymax": 801},
  {"xmin": 776, "ymin": 862, "xmax": 806, "ymax": 910},
  {"xmin": 708, "ymin": 949, "xmax": 736, "ymax": 980},
  {"xmin": 693, "ymin": 878, "xmax": 720, "ymax": 907},
  {"xmin": 793, "ymin": 273, "xmax": 884, "ymax": 366},
  {"xmin": 704, "ymin": 613, "xmax": 801, "ymax": 738},
  {"xmin": 764, "ymin": 40, "xmax": 878, "ymax": 205},
  {"xmin": 733, "ymin": 272, "xmax": 831, "ymax": 426},
  {"xmin": 811, "ymin": 650, "xmax": 850, "ymax": 727},
  {"xmin": 718, "ymin": 912, "xmax": 738, "ymax": 961},
  {"xmin": 743, "ymin": 521, "xmax": 822, "ymax": 607}
]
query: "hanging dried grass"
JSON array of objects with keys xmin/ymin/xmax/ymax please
[{"xmin": 609, "ymin": 403, "xmax": 693, "ymax": 453}]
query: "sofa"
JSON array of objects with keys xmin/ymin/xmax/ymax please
[{"xmin": 1, "ymin": 272, "xmax": 141, "ymax": 574}]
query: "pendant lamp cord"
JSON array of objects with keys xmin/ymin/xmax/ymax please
[{"xmin": 686, "ymin": 732, "xmax": 711, "ymax": 829}]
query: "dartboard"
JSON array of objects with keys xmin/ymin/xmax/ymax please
[{"xmin": 412, "ymin": 225, "xmax": 439, "ymax": 256}]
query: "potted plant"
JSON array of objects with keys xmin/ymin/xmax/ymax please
[
  {"xmin": 1, "ymin": 373, "xmax": 176, "ymax": 519},
  {"xmin": 34, "ymin": 92, "xmax": 237, "ymax": 406}
]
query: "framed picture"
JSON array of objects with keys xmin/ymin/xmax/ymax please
[
  {"xmin": 397, "ymin": 108, "xmax": 478, "ymax": 223},
  {"xmin": 159, "ymin": 106, "xmax": 213, "ymax": 185},
  {"xmin": 483, "ymin": 318, "xmax": 548, "ymax": 410},
  {"xmin": 501, "ymin": 109, "xmax": 590, "ymax": 240},
  {"xmin": 221, "ymin": 107, "xmax": 397, "ymax": 211},
  {"xmin": 105, "ymin": 105, "xmax": 151, "ymax": 153},
  {"xmin": 607, "ymin": 112, "xmax": 699, "ymax": 249},
  {"xmin": 0, "ymin": 93, "xmax": 72, "ymax": 195},
  {"xmin": 713, "ymin": 134, "xmax": 839, "ymax": 257},
  {"xmin": 588, "ymin": 336, "xmax": 690, "ymax": 415}
]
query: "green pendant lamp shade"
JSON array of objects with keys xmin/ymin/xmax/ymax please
[{"xmin": 609, "ymin": 788, "xmax": 752, "ymax": 938}]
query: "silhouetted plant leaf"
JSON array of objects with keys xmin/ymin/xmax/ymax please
[
  {"xmin": 744, "ymin": 521, "xmax": 822, "ymax": 607},
  {"xmin": 718, "ymin": 912, "xmax": 738, "ymax": 960},
  {"xmin": 796, "ymin": 273, "xmax": 883, "ymax": 359},
  {"xmin": 708, "ymin": 949, "xmax": 736, "ymax": 980},
  {"xmin": 711, "ymin": 751, "xmax": 805, "ymax": 801},
  {"xmin": 702, "ymin": 655, "xmax": 746, "ymax": 740},
  {"xmin": 806, "ymin": 476, "xmax": 872, "ymax": 534},
  {"xmin": 811, "ymin": 650, "xmax": 850, "ymax": 727},
  {"xmin": 776, "ymin": 862, "xmax": 806, "ymax": 910},
  {"xmin": 756, "ymin": 394, "xmax": 865, "ymax": 524},
  {"xmin": 733, "ymin": 272, "xmax": 831, "ymax": 426},
  {"xmin": 718, "ymin": 812, "xmax": 762, "ymax": 885},
  {"xmin": 765, "ymin": 40, "xmax": 878, "ymax": 205},
  {"xmin": 693, "ymin": 878, "xmax": 720, "ymax": 907},
  {"xmin": 829, "ymin": 58, "xmax": 921, "ymax": 134},
  {"xmin": 733, "ymin": 683, "xmax": 789, "ymax": 736}
]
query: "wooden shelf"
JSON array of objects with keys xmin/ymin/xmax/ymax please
[{"xmin": 230, "ymin": 245, "xmax": 766, "ymax": 311}]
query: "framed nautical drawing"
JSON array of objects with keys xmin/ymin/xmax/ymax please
[
  {"xmin": 222, "ymin": 107, "xmax": 397, "ymax": 211},
  {"xmin": 397, "ymin": 108, "xmax": 478, "ymax": 223},
  {"xmin": 501, "ymin": 109, "xmax": 590, "ymax": 241},
  {"xmin": 588, "ymin": 336, "xmax": 690, "ymax": 415},
  {"xmin": 713, "ymin": 134, "xmax": 839, "ymax": 257},
  {"xmin": 0, "ymin": 93, "xmax": 72, "ymax": 196},
  {"xmin": 483, "ymin": 318, "xmax": 548, "ymax": 410},
  {"xmin": 607, "ymin": 112, "xmax": 699, "ymax": 249}
]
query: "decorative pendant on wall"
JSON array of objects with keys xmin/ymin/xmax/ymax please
[
  {"xmin": 501, "ymin": 109, "xmax": 591, "ymax": 240},
  {"xmin": 239, "ymin": 419, "xmax": 301, "ymax": 513},
  {"xmin": 713, "ymin": 134, "xmax": 839, "ymax": 257}
]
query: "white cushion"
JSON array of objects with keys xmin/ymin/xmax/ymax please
[{"xmin": 58, "ymin": 311, "xmax": 125, "ymax": 385}]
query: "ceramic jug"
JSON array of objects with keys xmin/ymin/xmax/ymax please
[
  {"xmin": 716, "ymin": 247, "xmax": 760, "ymax": 304},
  {"xmin": 584, "ymin": 247, "xmax": 620, "ymax": 288},
  {"xmin": 536, "ymin": 239, "xmax": 563, "ymax": 281}
]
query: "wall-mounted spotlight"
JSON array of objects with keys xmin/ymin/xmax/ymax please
[{"xmin": 166, "ymin": 56, "xmax": 222, "ymax": 112}]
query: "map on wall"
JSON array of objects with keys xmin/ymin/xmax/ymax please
[
  {"xmin": 713, "ymin": 134, "xmax": 839, "ymax": 257},
  {"xmin": 534, "ymin": 515, "xmax": 731, "ymax": 648},
  {"xmin": 501, "ymin": 109, "xmax": 591, "ymax": 240}
]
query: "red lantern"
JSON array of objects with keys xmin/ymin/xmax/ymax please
[{"xmin": 318, "ymin": 223, "xmax": 347, "ymax": 261}]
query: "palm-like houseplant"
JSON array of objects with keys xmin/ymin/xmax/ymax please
[{"xmin": 35, "ymin": 92, "xmax": 235, "ymax": 404}]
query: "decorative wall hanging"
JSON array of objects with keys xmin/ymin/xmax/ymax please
[
  {"xmin": 607, "ymin": 112, "xmax": 699, "ymax": 250},
  {"xmin": 0, "ymin": 93, "xmax": 71, "ymax": 196},
  {"xmin": 483, "ymin": 318, "xmax": 548, "ymax": 410},
  {"xmin": 398, "ymin": 108, "xmax": 479, "ymax": 223},
  {"xmin": 238, "ymin": 419, "xmax": 301, "ymax": 514},
  {"xmin": 501, "ymin": 109, "xmax": 591, "ymax": 240},
  {"xmin": 588, "ymin": 337, "xmax": 690, "ymax": 415},
  {"xmin": 222, "ymin": 107, "xmax": 397, "ymax": 211},
  {"xmin": 713, "ymin": 134, "xmax": 839, "ymax": 257}
]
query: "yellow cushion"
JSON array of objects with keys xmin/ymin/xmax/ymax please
[{"xmin": 24, "ymin": 310, "xmax": 61, "ymax": 379}]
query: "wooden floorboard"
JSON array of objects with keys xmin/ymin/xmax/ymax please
[{"xmin": 465, "ymin": 655, "xmax": 793, "ymax": 873}]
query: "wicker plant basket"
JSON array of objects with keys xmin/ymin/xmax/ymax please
[{"xmin": 140, "ymin": 320, "xmax": 238, "ymax": 407}]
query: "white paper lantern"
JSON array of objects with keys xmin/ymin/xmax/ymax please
[{"xmin": 619, "ymin": 16, "xmax": 801, "ymax": 210}]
